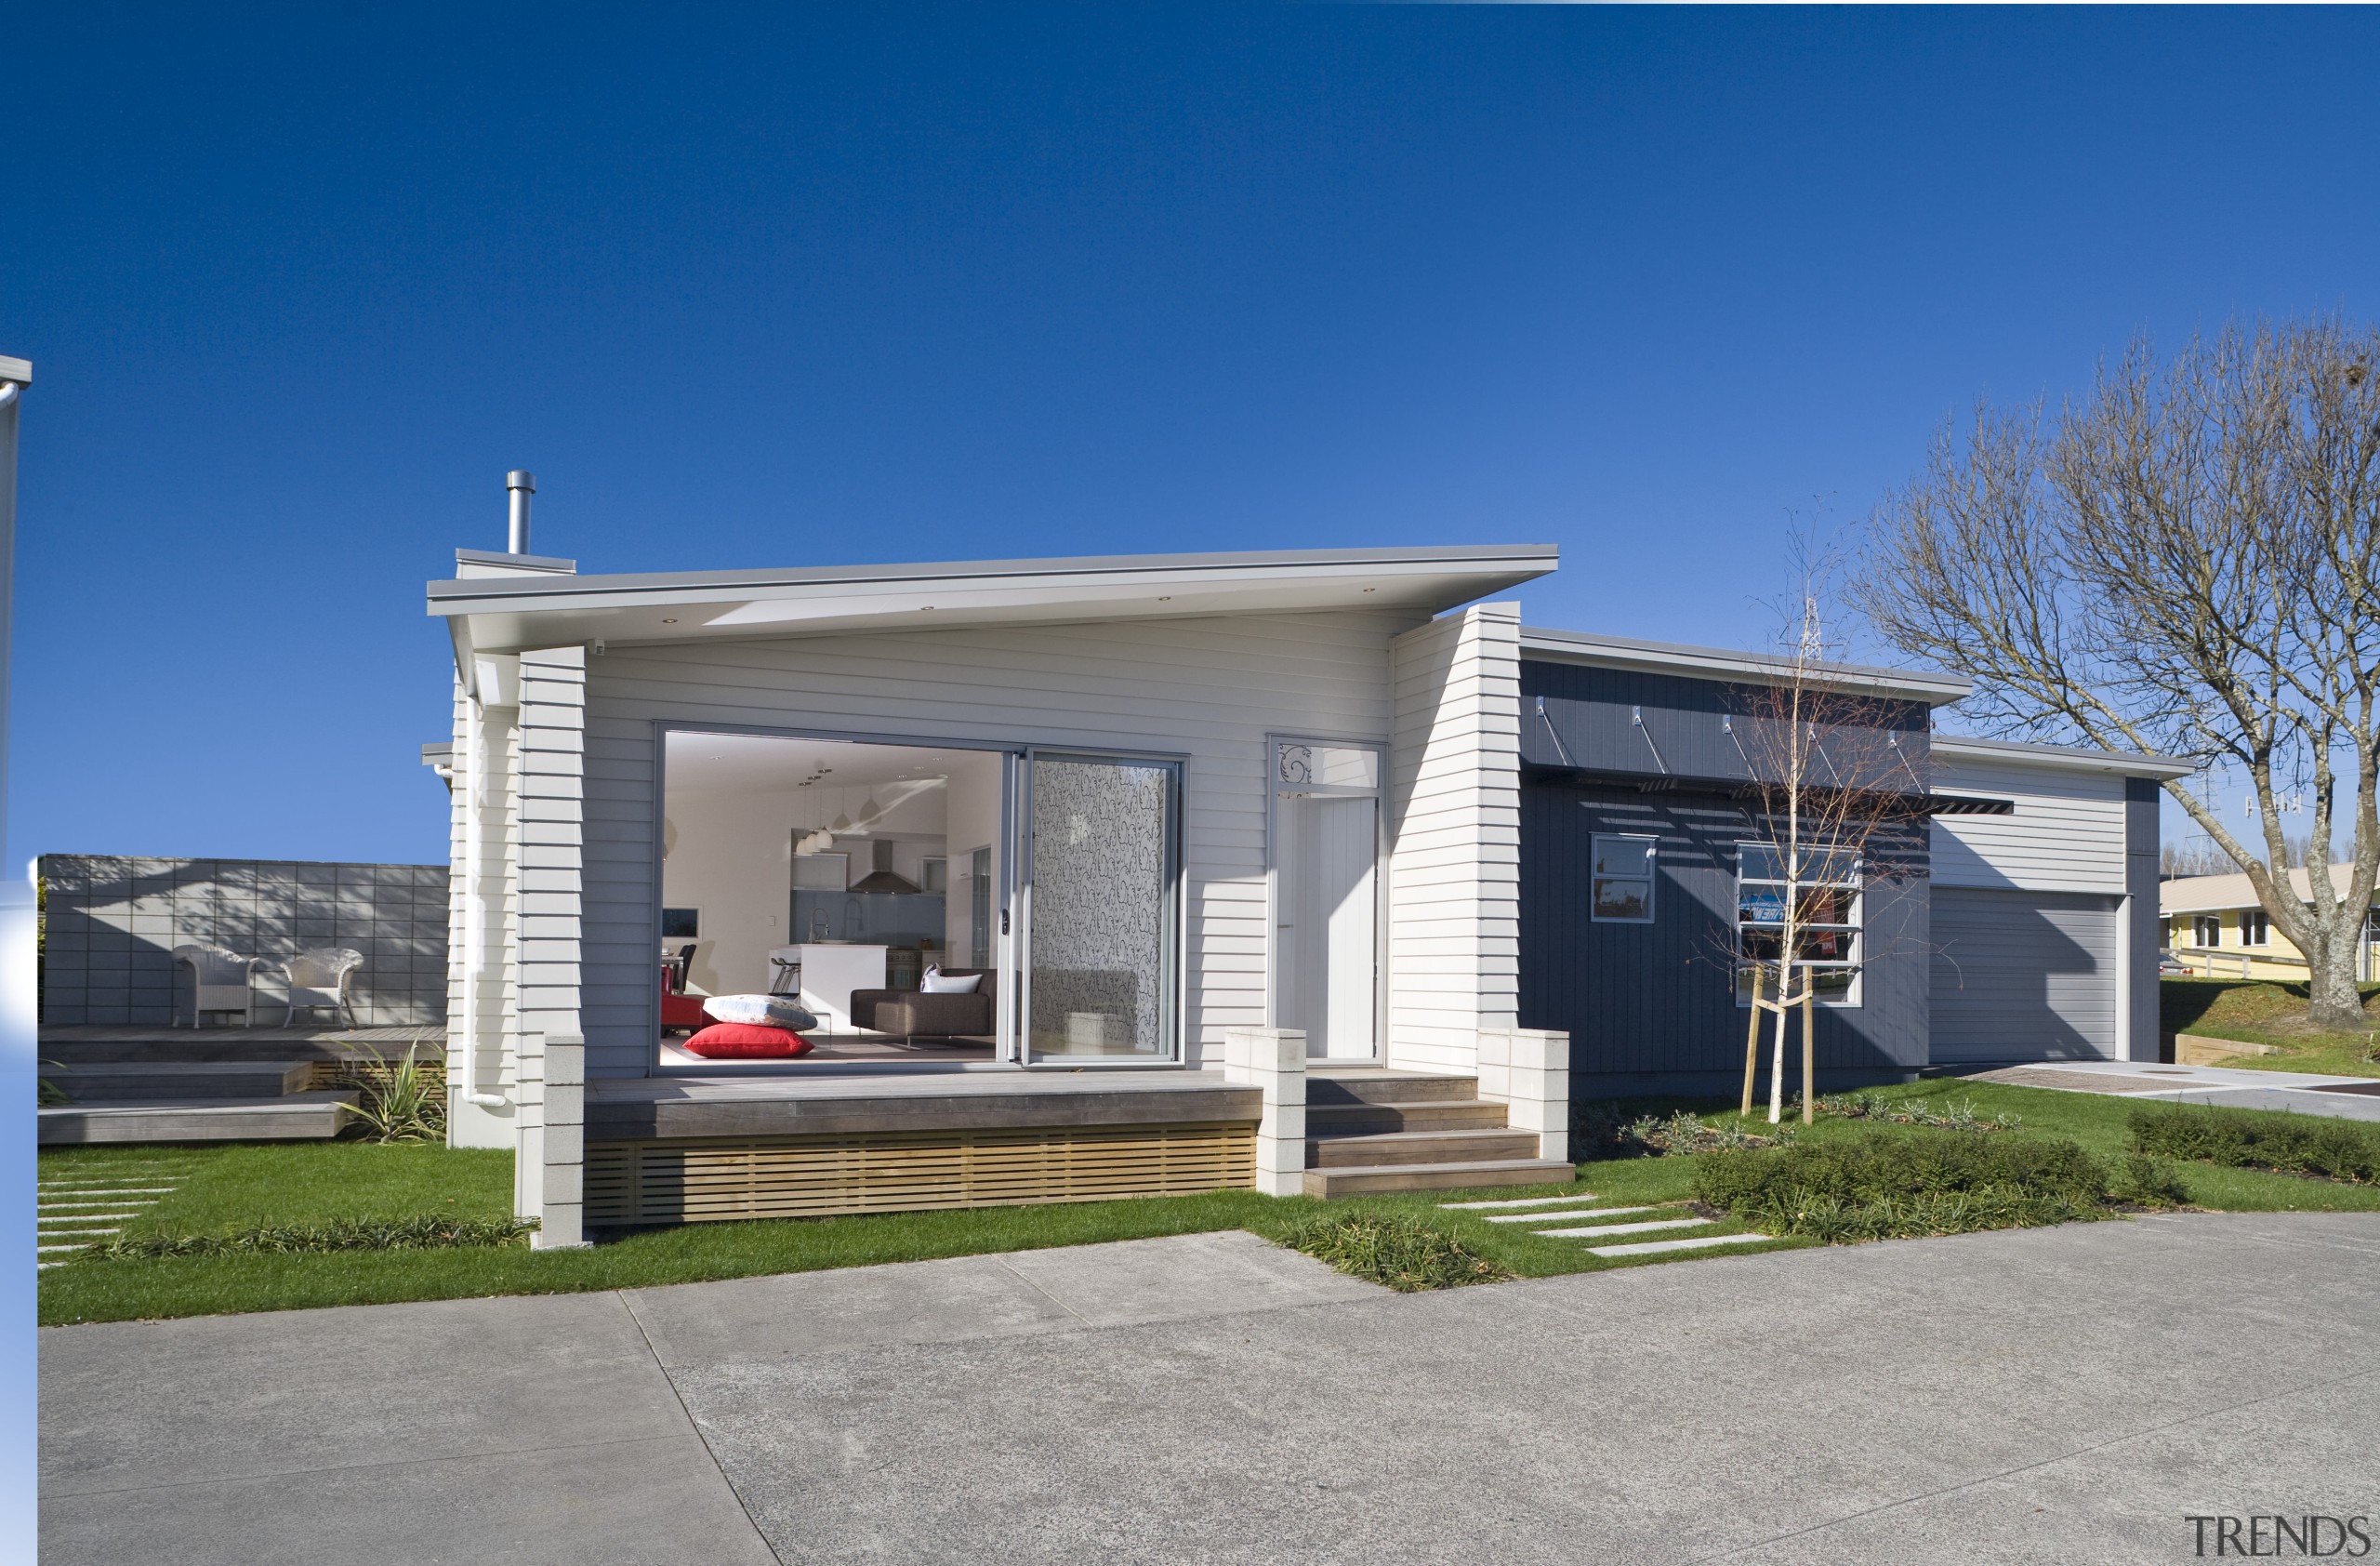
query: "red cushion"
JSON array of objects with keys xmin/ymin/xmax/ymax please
[{"xmin": 681, "ymin": 1022, "xmax": 813, "ymax": 1059}]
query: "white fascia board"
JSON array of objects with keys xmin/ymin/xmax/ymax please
[
  {"xmin": 0, "ymin": 355, "xmax": 31, "ymax": 384},
  {"xmin": 1519, "ymin": 626, "xmax": 1972, "ymax": 706},
  {"xmin": 429, "ymin": 543, "xmax": 1557, "ymax": 654},
  {"xmin": 1933, "ymin": 734, "xmax": 2196, "ymax": 780}
]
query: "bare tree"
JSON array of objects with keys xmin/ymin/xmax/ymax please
[
  {"xmin": 2161, "ymin": 840, "xmax": 2238, "ymax": 879},
  {"xmin": 1730, "ymin": 545, "xmax": 1929, "ymax": 1122},
  {"xmin": 1863, "ymin": 320, "xmax": 2380, "ymax": 1028}
]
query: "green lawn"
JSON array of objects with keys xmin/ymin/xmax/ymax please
[
  {"xmin": 39, "ymin": 1078, "xmax": 2380, "ymax": 1326},
  {"xmin": 2162, "ymin": 976, "xmax": 2380, "ymax": 1078}
]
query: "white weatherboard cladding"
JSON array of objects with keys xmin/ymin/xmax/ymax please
[
  {"xmin": 1931, "ymin": 755, "xmax": 2128, "ymax": 894},
  {"xmin": 577, "ymin": 610, "xmax": 1419, "ymax": 1077},
  {"xmin": 1386, "ymin": 604, "xmax": 1522, "ymax": 1072}
]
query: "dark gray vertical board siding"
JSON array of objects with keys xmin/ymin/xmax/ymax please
[
  {"xmin": 1520, "ymin": 659, "xmax": 1933, "ymax": 785},
  {"xmin": 2124, "ymin": 776, "xmax": 2163, "ymax": 1062},
  {"xmin": 1517, "ymin": 776, "xmax": 1931, "ymax": 1087}
]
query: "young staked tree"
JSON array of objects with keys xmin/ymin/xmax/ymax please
[
  {"xmin": 1863, "ymin": 320, "xmax": 2380, "ymax": 1029},
  {"xmin": 1730, "ymin": 566, "xmax": 1927, "ymax": 1123}
]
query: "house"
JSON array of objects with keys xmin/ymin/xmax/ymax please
[
  {"xmin": 2160, "ymin": 867, "xmax": 2380, "ymax": 982},
  {"xmin": 427, "ymin": 530, "xmax": 2186, "ymax": 1245}
]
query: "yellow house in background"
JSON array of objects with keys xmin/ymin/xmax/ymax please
[{"xmin": 2160, "ymin": 866, "xmax": 2380, "ymax": 982}]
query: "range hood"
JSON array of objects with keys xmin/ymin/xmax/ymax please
[{"xmin": 849, "ymin": 838, "xmax": 922, "ymax": 895}]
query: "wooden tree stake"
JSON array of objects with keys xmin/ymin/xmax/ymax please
[
  {"xmin": 1740, "ymin": 967, "xmax": 1765, "ymax": 1118},
  {"xmin": 1801, "ymin": 990, "xmax": 1817, "ymax": 1124}
]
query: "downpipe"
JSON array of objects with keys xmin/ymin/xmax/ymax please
[{"xmin": 457, "ymin": 697, "xmax": 509, "ymax": 1111}]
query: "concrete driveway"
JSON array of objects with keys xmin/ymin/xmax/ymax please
[{"xmin": 41, "ymin": 1214, "xmax": 2380, "ymax": 1564}]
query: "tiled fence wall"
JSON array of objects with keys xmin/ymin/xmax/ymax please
[{"xmin": 40, "ymin": 856, "xmax": 449, "ymax": 1027}]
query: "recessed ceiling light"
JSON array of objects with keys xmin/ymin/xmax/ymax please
[
  {"xmin": 1361, "ymin": 588, "xmax": 1375, "ymax": 594},
  {"xmin": 1157, "ymin": 595, "xmax": 1171, "ymax": 601},
  {"xmin": 662, "ymin": 617, "xmax": 678, "ymax": 624}
]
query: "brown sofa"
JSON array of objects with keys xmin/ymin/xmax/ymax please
[{"xmin": 849, "ymin": 968, "xmax": 997, "ymax": 1039}]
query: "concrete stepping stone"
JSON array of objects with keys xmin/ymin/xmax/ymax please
[
  {"xmin": 1482, "ymin": 1204, "xmax": 1661, "ymax": 1224},
  {"xmin": 1439, "ymin": 1192, "xmax": 1600, "ymax": 1210},
  {"xmin": 1587, "ymin": 1231, "xmax": 1773, "ymax": 1258},
  {"xmin": 1537, "ymin": 1216, "xmax": 1713, "ymax": 1240}
]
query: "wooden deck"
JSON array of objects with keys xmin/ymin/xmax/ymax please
[{"xmin": 588, "ymin": 1068, "xmax": 1260, "ymax": 1140}]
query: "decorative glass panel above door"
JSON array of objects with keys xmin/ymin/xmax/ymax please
[
  {"xmin": 1024, "ymin": 754, "xmax": 1180, "ymax": 1061},
  {"xmin": 1276, "ymin": 742, "xmax": 1380, "ymax": 792}
]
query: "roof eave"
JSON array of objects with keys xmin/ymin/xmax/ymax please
[
  {"xmin": 1518, "ymin": 627, "xmax": 1972, "ymax": 707},
  {"xmin": 1933, "ymin": 734, "xmax": 2197, "ymax": 780}
]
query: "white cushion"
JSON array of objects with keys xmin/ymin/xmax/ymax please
[
  {"xmin": 919, "ymin": 969, "xmax": 982, "ymax": 994},
  {"xmin": 702, "ymin": 993, "xmax": 819, "ymax": 1029}
]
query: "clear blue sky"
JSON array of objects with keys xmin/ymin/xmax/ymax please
[{"xmin": 7, "ymin": 6, "xmax": 2378, "ymax": 869}]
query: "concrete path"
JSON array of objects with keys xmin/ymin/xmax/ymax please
[
  {"xmin": 1972, "ymin": 1058, "xmax": 2380, "ymax": 1121},
  {"xmin": 41, "ymin": 1214, "xmax": 2380, "ymax": 1564}
]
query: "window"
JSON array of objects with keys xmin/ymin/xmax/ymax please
[
  {"xmin": 1737, "ymin": 843, "xmax": 1862, "ymax": 1005},
  {"xmin": 2191, "ymin": 914, "xmax": 2221, "ymax": 948},
  {"xmin": 1591, "ymin": 835, "xmax": 1657, "ymax": 922},
  {"xmin": 2241, "ymin": 910, "xmax": 2270, "ymax": 948}
]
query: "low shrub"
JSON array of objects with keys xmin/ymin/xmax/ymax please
[
  {"xmin": 1811, "ymin": 1092, "xmax": 2020, "ymax": 1133},
  {"xmin": 1279, "ymin": 1214, "xmax": 1512, "ymax": 1292},
  {"xmin": 2129, "ymin": 1104, "xmax": 2379, "ymax": 1185},
  {"xmin": 336, "ymin": 1042, "xmax": 448, "ymax": 1144},
  {"xmin": 1573, "ymin": 1104, "xmax": 1798, "ymax": 1159},
  {"xmin": 1692, "ymin": 1130, "xmax": 2170, "ymax": 1242},
  {"xmin": 82, "ymin": 1214, "xmax": 535, "ymax": 1261}
]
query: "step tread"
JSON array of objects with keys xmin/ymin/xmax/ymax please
[
  {"xmin": 39, "ymin": 1060, "xmax": 315, "ymax": 1101},
  {"xmin": 1305, "ymin": 1072, "xmax": 1481, "ymax": 1106},
  {"xmin": 38, "ymin": 1092, "xmax": 359, "ymax": 1145},
  {"xmin": 1302, "ymin": 1158, "xmax": 1575, "ymax": 1197},
  {"xmin": 1307, "ymin": 1127, "xmax": 1540, "ymax": 1168}
]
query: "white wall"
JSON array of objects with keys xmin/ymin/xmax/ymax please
[
  {"xmin": 943, "ymin": 750, "xmax": 1004, "ymax": 964},
  {"xmin": 662, "ymin": 787, "xmax": 795, "ymax": 996},
  {"xmin": 575, "ymin": 608, "xmax": 1421, "ymax": 1078},
  {"xmin": 1385, "ymin": 604, "xmax": 1521, "ymax": 1073},
  {"xmin": 1932, "ymin": 754, "xmax": 2128, "ymax": 893}
]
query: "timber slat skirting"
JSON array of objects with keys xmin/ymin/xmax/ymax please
[{"xmin": 584, "ymin": 1120, "xmax": 1259, "ymax": 1224}]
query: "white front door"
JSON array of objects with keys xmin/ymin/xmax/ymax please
[{"xmin": 1277, "ymin": 791, "xmax": 1379, "ymax": 1059}]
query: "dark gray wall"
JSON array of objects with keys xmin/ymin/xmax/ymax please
[
  {"xmin": 2125, "ymin": 775, "xmax": 2164, "ymax": 1061},
  {"xmin": 1517, "ymin": 778, "xmax": 1931, "ymax": 1097},
  {"xmin": 1516, "ymin": 658, "xmax": 1934, "ymax": 1097},
  {"xmin": 39, "ymin": 855, "xmax": 448, "ymax": 1027}
]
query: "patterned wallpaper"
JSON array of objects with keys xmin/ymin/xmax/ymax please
[{"xmin": 1027, "ymin": 758, "xmax": 1173, "ymax": 1055}]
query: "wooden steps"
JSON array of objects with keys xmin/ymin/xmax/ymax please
[
  {"xmin": 38, "ymin": 1049, "xmax": 361, "ymax": 1145},
  {"xmin": 39, "ymin": 1061, "xmax": 314, "ymax": 1101},
  {"xmin": 1302, "ymin": 1069, "xmax": 1571, "ymax": 1197},
  {"xmin": 39, "ymin": 1093, "xmax": 358, "ymax": 1145}
]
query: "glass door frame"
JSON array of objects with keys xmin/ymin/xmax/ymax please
[
  {"xmin": 1265, "ymin": 733, "xmax": 1388, "ymax": 1062},
  {"xmin": 1013, "ymin": 745, "xmax": 1188, "ymax": 1069}
]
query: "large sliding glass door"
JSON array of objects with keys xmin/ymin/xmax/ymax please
[{"xmin": 1019, "ymin": 751, "xmax": 1182, "ymax": 1063}]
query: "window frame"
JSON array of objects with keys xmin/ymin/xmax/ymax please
[
  {"xmin": 2240, "ymin": 909, "xmax": 2270, "ymax": 948},
  {"xmin": 2191, "ymin": 914, "xmax": 2221, "ymax": 949},
  {"xmin": 1588, "ymin": 833, "xmax": 1659, "ymax": 924},
  {"xmin": 1734, "ymin": 841, "xmax": 1864, "ymax": 1009}
]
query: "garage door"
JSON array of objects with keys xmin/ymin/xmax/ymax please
[{"xmin": 1930, "ymin": 887, "xmax": 2120, "ymax": 1063}]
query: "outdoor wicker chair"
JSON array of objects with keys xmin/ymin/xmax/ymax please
[
  {"xmin": 279, "ymin": 947, "xmax": 365, "ymax": 1028},
  {"xmin": 171, "ymin": 943, "xmax": 267, "ymax": 1029}
]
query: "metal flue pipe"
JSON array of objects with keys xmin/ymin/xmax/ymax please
[{"xmin": 507, "ymin": 470, "xmax": 536, "ymax": 554}]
